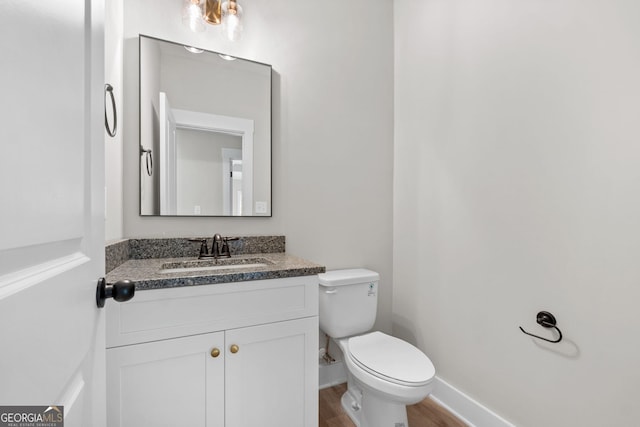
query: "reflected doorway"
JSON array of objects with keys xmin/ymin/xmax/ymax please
[{"xmin": 222, "ymin": 148, "xmax": 243, "ymax": 215}]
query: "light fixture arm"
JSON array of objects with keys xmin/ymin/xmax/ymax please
[{"xmin": 204, "ymin": 0, "xmax": 222, "ymax": 25}]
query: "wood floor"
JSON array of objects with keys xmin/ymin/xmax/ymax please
[{"xmin": 319, "ymin": 383, "xmax": 468, "ymax": 427}]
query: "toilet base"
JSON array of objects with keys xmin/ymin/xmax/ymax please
[
  {"xmin": 340, "ymin": 385, "xmax": 410, "ymax": 427},
  {"xmin": 341, "ymin": 387, "xmax": 362, "ymax": 427}
]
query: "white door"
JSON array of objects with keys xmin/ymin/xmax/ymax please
[
  {"xmin": 0, "ymin": 1, "xmax": 106, "ymax": 426},
  {"xmin": 222, "ymin": 148, "xmax": 243, "ymax": 215},
  {"xmin": 159, "ymin": 92, "xmax": 177, "ymax": 215}
]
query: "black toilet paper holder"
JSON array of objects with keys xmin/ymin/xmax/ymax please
[{"xmin": 519, "ymin": 311, "xmax": 563, "ymax": 343}]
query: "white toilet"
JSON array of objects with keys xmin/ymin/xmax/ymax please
[{"xmin": 319, "ymin": 269, "xmax": 435, "ymax": 427}]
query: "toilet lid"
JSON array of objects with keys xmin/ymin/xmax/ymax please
[{"xmin": 348, "ymin": 332, "xmax": 435, "ymax": 386}]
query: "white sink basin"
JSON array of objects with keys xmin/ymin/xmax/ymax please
[{"xmin": 159, "ymin": 257, "xmax": 273, "ymax": 274}]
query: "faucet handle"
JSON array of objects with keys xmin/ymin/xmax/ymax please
[
  {"xmin": 188, "ymin": 238, "xmax": 209, "ymax": 257},
  {"xmin": 220, "ymin": 236, "xmax": 239, "ymax": 258}
]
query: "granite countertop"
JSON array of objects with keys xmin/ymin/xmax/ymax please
[{"xmin": 106, "ymin": 252, "xmax": 326, "ymax": 291}]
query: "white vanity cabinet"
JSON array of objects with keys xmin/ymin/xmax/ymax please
[
  {"xmin": 105, "ymin": 275, "xmax": 318, "ymax": 427},
  {"xmin": 106, "ymin": 331, "xmax": 225, "ymax": 426}
]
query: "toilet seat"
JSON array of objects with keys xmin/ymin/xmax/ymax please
[{"xmin": 347, "ymin": 331, "xmax": 435, "ymax": 387}]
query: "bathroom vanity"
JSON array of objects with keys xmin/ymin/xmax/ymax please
[{"xmin": 104, "ymin": 237, "xmax": 323, "ymax": 427}]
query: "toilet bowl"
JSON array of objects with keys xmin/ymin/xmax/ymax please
[
  {"xmin": 335, "ymin": 332, "xmax": 435, "ymax": 427},
  {"xmin": 318, "ymin": 269, "xmax": 436, "ymax": 427}
]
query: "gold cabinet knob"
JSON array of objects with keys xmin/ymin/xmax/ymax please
[
  {"xmin": 230, "ymin": 344, "xmax": 239, "ymax": 354},
  {"xmin": 211, "ymin": 348, "xmax": 220, "ymax": 358}
]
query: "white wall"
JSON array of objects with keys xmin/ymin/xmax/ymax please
[
  {"xmin": 113, "ymin": 0, "xmax": 394, "ymax": 332},
  {"xmin": 176, "ymin": 129, "xmax": 241, "ymax": 215},
  {"xmin": 105, "ymin": 0, "xmax": 124, "ymax": 241},
  {"xmin": 394, "ymin": 1, "xmax": 640, "ymax": 426}
]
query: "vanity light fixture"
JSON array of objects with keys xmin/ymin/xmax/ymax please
[
  {"xmin": 182, "ymin": 0, "xmax": 244, "ymax": 41},
  {"xmin": 218, "ymin": 53, "xmax": 236, "ymax": 61},
  {"xmin": 182, "ymin": 0, "xmax": 206, "ymax": 32},
  {"xmin": 222, "ymin": 0, "xmax": 243, "ymax": 41},
  {"xmin": 203, "ymin": 0, "xmax": 222, "ymax": 25}
]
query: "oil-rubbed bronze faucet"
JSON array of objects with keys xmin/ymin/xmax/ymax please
[
  {"xmin": 214, "ymin": 234, "xmax": 240, "ymax": 258},
  {"xmin": 188, "ymin": 235, "xmax": 239, "ymax": 259},
  {"xmin": 211, "ymin": 234, "xmax": 224, "ymax": 258}
]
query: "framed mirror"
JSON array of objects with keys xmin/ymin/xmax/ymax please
[{"xmin": 139, "ymin": 35, "xmax": 271, "ymax": 216}]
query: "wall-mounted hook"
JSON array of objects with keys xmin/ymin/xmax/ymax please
[
  {"xmin": 105, "ymin": 84, "xmax": 117, "ymax": 137},
  {"xmin": 519, "ymin": 311, "xmax": 563, "ymax": 343},
  {"xmin": 140, "ymin": 147, "xmax": 153, "ymax": 176}
]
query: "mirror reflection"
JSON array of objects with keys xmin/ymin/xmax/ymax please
[{"xmin": 139, "ymin": 35, "xmax": 271, "ymax": 216}]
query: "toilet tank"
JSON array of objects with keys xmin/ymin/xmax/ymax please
[{"xmin": 318, "ymin": 269, "xmax": 380, "ymax": 339}]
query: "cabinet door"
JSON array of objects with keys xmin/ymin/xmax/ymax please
[
  {"xmin": 107, "ymin": 332, "xmax": 224, "ymax": 427},
  {"xmin": 225, "ymin": 317, "xmax": 319, "ymax": 427}
]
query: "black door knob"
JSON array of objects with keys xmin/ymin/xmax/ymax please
[{"xmin": 96, "ymin": 278, "xmax": 135, "ymax": 308}]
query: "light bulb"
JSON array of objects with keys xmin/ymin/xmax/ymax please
[
  {"xmin": 221, "ymin": 0, "xmax": 243, "ymax": 41},
  {"xmin": 184, "ymin": 46, "xmax": 204, "ymax": 54},
  {"xmin": 183, "ymin": 0, "xmax": 205, "ymax": 32}
]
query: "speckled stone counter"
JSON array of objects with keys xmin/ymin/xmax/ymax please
[
  {"xmin": 106, "ymin": 236, "xmax": 286, "ymax": 273},
  {"xmin": 106, "ymin": 253, "xmax": 325, "ymax": 290},
  {"xmin": 105, "ymin": 239, "xmax": 130, "ymax": 274},
  {"xmin": 105, "ymin": 236, "xmax": 324, "ymax": 290},
  {"xmin": 128, "ymin": 235, "xmax": 285, "ymax": 260}
]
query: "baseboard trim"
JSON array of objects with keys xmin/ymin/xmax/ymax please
[
  {"xmin": 319, "ymin": 360, "xmax": 347, "ymax": 390},
  {"xmin": 431, "ymin": 377, "xmax": 516, "ymax": 427},
  {"xmin": 317, "ymin": 363, "xmax": 515, "ymax": 427}
]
